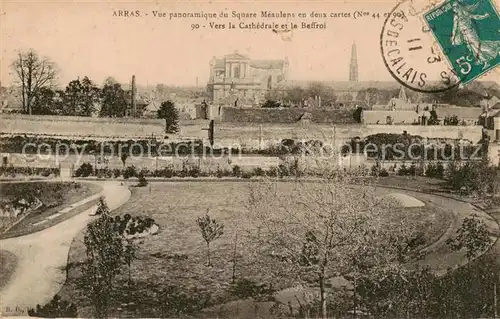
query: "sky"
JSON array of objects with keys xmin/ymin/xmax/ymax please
[{"xmin": 1, "ymin": 0, "xmax": 498, "ymax": 88}]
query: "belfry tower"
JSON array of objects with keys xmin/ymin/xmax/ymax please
[{"xmin": 349, "ymin": 42, "xmax": 359, "ymax": 82}]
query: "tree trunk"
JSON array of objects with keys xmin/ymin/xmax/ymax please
[
  {"xmin": 319, "ymin": 274, "xmax": 327, "ymax": 319},
  {"xmin": 207, "ymin": 242, "xmax": 211, "ymax": 266},
  {"xmin": 128, "ymin": 261, "xmax": 132, "ymax": 288},
  {"xmin": 353, "ymin": 276, "xmax": 357, "ymax": 317}
]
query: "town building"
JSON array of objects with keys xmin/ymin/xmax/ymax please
[
  {"xmin": 363, "ymin": 86, "xmax": 483, "ymax": 125},
  {"xmin": 206, "ymin": 51, "xmax": 289, "ymax": 106}
]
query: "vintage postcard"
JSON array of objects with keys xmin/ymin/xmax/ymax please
[{"xmin": 1, "ymin": 0, "xmax": 499, "ymax": 318}]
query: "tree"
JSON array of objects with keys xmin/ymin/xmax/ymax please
[
  {"xmin": 246, "ymin": 174, "xmax": 405, "ymax": 318},
  {"xmin": 284, "ymin": 85, "xmax": 306, "ymax": 106},
  {"xmin": 123, "ymin": 238, "xmax": 137, "ymax": 287},
  {"xmin": 62, "ymin": 76, "xmax": 100, "ymax": 116},
  {"xmin": 353, "ymin": 107, "xmax": 363, "ymax": 123},
  {"xmin": 120, "ymin": 152, "xmax": 129, "ymax": 168},
  {"xmin": 446, "ymin": 214, "xmax": 492, "ymax": 262},
  {"xmin": 81, "ymin": 198, "xmax": 123, "ymax": 318},
  {"xmin": 11, "ymin": 50, "xmax": 58, "ymax": 115},
  {"xmin": 445, "ymin": 159, "xmax": 500, "ymax": 197},
  {"xmin": 307, "ymin": 82, "xmax": 337, "ymax": 107},
  {"xmin": 157, "ymin": 100, "xmax": 179, "ymax": 133},
  {"xmin": 196, "ymin": 210, "xmax": 224, "ymax": 266},
  {"xmin": 366, "ymin": 88, "xmax": 379, "ymax": 106},
  {"xmin": 100, "ymin": 77, "xmax": 127, "ymax": 117},
  {"xmin": 30, "ymin": 87, "xmax": 58, "ymax": 115}
]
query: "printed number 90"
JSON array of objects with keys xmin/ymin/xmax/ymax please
[
  {"xmin": 456, "ymin": 55, "xmax": 473, "ymax": 75},
  {"xmin": 191, "ymin": 24, "xmax": 200, "ymax": 30}
]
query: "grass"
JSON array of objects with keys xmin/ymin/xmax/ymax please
[
  {"xmin": 58, "ymin": 181, "xmax": 454, "ymax": 318},
  {"xmin": 0, "ymin": 249, "xmax": 17, "ymax": 289},
  {"xmin": 0, "ymin": 181, "xmax": 102, "ymax": 238}
]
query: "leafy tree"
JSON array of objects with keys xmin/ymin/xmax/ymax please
[
  {"xmin": 31, "ymin": 87, "xmax": 59, "ymax": 115},
  {"xmin": 283, "ymin": 85, "xmax": 306, "ymax": 106},
  {"xmin": 445, "ymin": 160, "xmax": 500, "ymax": 197},
  {"xmin": 366, "ymin": 88, "xmax": 379, "ymax": 106},
  {"xmin": 81, "ymin": 198, "xmax": 123, "ymax": 318},
  {"xmin": 196, "ymin": 210, "xmax": 224, "ymax": 266},
  {"xmin": 307, "ymin": 82, "xmax": 337, "ymax": 106},
  {"xmin": 11, "ymin": 50, "xmax": 58, "ymax": 115},
  {"xmin": 100, "ymin": 77, "xmax": 127, "ymax": 117},
  {"xmin": 62, "ymin": 76, "xmax": 100, "ymax": 116},
  {"xmin": 353, "ymin": 106, "xmax": 363, "ymax": 123},
  {"xmin": 120, "ymin": 152, "xmax": 129, "ymax": 168},
  {"xmin": 157, "ymin": 100, "xmax": 179, "ymax": 133},
  {"xmin": 428, "ymin": 109, "xmax": 439, "ymax": 125},
  {"xmin": 446, "ymin": 214, "xmax": 492, "ymax": 262}
]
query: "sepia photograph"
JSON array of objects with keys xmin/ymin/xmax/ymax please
[{"xmin": 0, "ymin": 0, "xmax": 499, "ymax": 318}]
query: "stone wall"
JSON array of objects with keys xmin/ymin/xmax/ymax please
[
  {"xmin": 220, "ymin": 107, "xmax": 357, "ymax": 124},
  {"xmin": 0, "ymin": 114, "xmax": 165, "ymax": 138},
  {"xmin": 179, "ymin": 122, "xmax": 483, "ymax": 149}
]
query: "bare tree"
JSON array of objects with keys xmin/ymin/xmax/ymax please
[
  {"xmin": 246, "ymin": 173, "xmax": 406, "ymax": 319},
  {"xmin": 11, "ymin": 50, "xmax": 58, "ymax": 115},
  {"xmin": 196, "ymin": 209, "xmax": 224, "ymax": 267}
]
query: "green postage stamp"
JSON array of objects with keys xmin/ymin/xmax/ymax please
[{"xmin": 424, "ymin": 0, "xmax": 499, "ymax": 85}]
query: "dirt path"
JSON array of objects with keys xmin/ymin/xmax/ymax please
[{"xmin": 0, "ymin": 181, "xmax": 130, "ymax": 315}]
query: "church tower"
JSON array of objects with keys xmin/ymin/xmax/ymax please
[{"xmin": 349, "ymin": 42, "xmax": 359, "ymax": 82}]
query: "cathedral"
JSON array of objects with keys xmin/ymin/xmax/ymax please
[{"xmin": 206, "ymin": 51, "xmax": 289, "ymax": 106}]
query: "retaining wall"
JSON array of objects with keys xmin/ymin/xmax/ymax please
[{"xmin": 0, "ymin": 114, "xmax": 165, "ymax": 138}]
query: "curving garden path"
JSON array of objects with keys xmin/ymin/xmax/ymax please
[
  {"xmin": 0, "ymin": 181, "xmax": 130, "ymax": 315},
  {"xmin": 0, "ymin": 178, "xmax": 498, "ymax": 316}
]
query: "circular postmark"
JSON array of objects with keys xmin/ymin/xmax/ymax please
[{"xmin": 380, "ymin": 0, "xmax": 466, "ymax": 93}]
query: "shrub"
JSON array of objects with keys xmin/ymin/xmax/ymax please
[
  {"xmin": 267, "ymin": 166, "xmax": 279, "ymax": 177},
  {"xmin": 425, "ymin": 162, "xmax": 445, "ymax": 179},
  {"xmin": 229, "ymin": 278, "xmax": 276, "ymax": 300},
  {"xmin": 137, "ymin": 174, "xmax": 148, "ymax": 187},
  {"xmin": 96, "ymin": 168, "xmax": 113, "ymax": 179},
  {"xmin": 241, "ymin": 171, "xmax": 253, "ymax": 179},
  {"xmin": 41, "ymin": 168, "xmax": 54, "ymax": 177},
  {"xmin": 156, "ymin": 166, "xmax": 174, "ymax": 178},
  {"xmin": 216, "ymin": 167, "xmax": 231, "ymax": 178},
  {"xmin": 123, "ymin": 165, "xmax": 137, "ymax": 179},
  {"xmin": 74, "ymin": 163, "xmax": 94, "ymax": 177},
  {"xmin": 28, "ymin": 294, "xmax": 77, "ymax": 318},
  {"xmin": 397, "ymin": 164, "xmax": 409, "ymax": 176},
  {"xmin": 445, "ymin": 160, "xmax": 500, "ymax": 196},
  {"xmin": 232, "ymin": 165, "xmax": 242, "ymax": 177},
  {"xmin": 278, "ymin": 164, "xmax": 291, "ymax": 177},
  {"xmin": 112, "ymin": 168, "xmax": 122, "ymax": 178},
  {"xmin": 379, "ymin": 168, "xmax": 389, "ymax": 177},
  {"xmin": 139, "ymin": 168, "xmax": 152, "ymax": 178},
  {"xmin": 252, "ymin": 167, "xmax": 266, "ymax": 177},
  {"xmin": 189, "ymin": 166, "xmax": 200, "ymax": 178}
]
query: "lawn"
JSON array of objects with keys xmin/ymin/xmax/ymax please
[
  {"xmin": 0, "ymin": 181, "xmax": 102, "ymax": 238},
  {"xmin": 58, "ymin": 181, "xmax": 454, "ymax": 318},
  {"xmin": 0, "ymin": 249, "xmax": 17, "ymax": 290}
]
